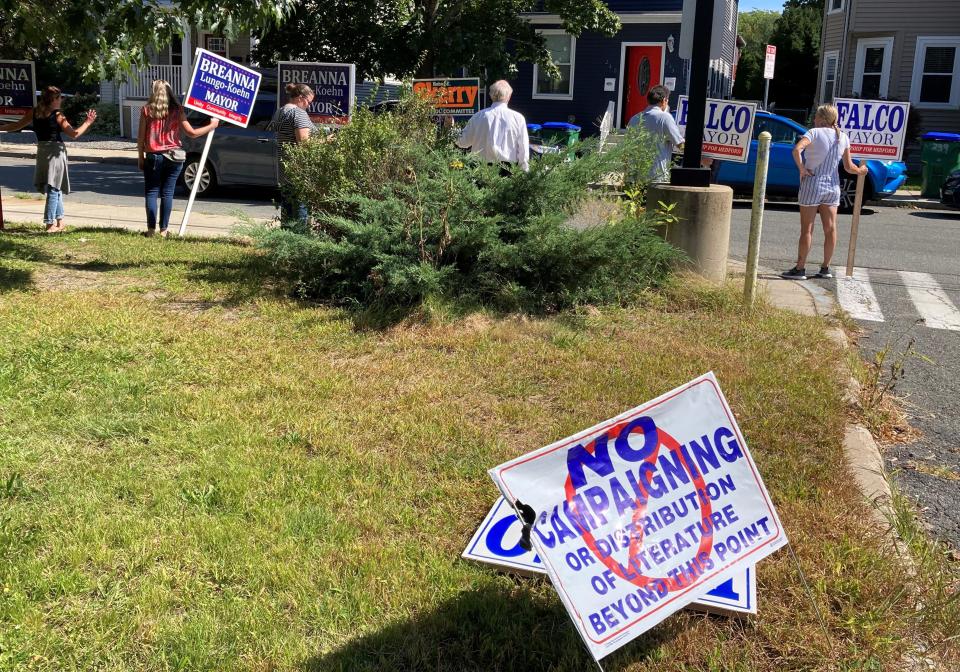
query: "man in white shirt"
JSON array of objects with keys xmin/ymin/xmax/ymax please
[
  {"xmin": 455, "ymin": 80, "xmax": 530, "ymax": 172},
  {"xmin": 627, "ymin": 85, "xmax": 684, "ymax": 183}
]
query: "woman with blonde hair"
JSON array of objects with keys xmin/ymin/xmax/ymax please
[
  {"xmin": 0, "ymin": 86, "xmax": 97, "ymax": 232},
  {"xmin": 137, "ymin": 80, "xmax": 218, "ymax": 237},
  {"xmin": 781, "ymin": 104, "xmax": 868, "ymax": 280}
]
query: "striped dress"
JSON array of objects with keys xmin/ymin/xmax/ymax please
[{"xmin": 798, "ymin": 127, "xmax": 850, "ymax": 207}]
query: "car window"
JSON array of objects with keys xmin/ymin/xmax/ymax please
[
  {"xmin": 753, "ymin": 118, "xmax": 800, "ymax": 144},
  {"xmin": 251, "ymin": 99, "xmax": 277, "ymax": 131}
]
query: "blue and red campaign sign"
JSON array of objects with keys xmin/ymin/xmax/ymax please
[
  {"xmin": 676, "ymin": 96, "xmax": 757, "ymax": 164},
  {"xmin": 184, "ymin": 49, "xmax": 262, "ymax": 128},
  {"xmin": 462, "ymin": 496, "xmax": 757, "ymax": 615},
  {"xmin": 278, "ymin": 62, "xmax": 355, "ymax": 125},
  {"xmin": 0, "ymin": 60, "xmax": 36, "ymax": 118},
  {"xmin": 490, "ymin": 372, "xmax": 786, "ymax": 661},
  {"xmin": 835, "ymin": 97, "xmax": 910, "ymax": 162}
]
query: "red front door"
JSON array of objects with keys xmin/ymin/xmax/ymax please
[{"xmin": 623, "ymin": 45, "xmax": 664, "ymax": 125}]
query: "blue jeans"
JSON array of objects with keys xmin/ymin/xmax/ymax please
[
  {"xmin": 144, "ymin": 153, "xmax": 184, "ymax": 231},
  {"xmin": 43, "ymin": 186, "xmax": 64, "ymax": 225},
  {"xmin": 279, "ymin": 192, "xmax": 309, "ymax": 229}
]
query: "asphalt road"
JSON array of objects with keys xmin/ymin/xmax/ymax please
[
  {"xmin": 0, "ymin": 156, "xmax": 278, "ymax": 220},
  {"xmin": 730, "ymin": 201, "xmax": 960, "ymax": 548}
]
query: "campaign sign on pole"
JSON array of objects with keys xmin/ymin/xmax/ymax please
[
  {"xmin": 412, "ymin": 78, "xmax": 481, "ymax": 118},
  {"xmin": 278, "ymin": 62, "xmax": 355, "ymax": 125},
  {"xmin": 763, "ymin": 45, "xmax": 776, "ymax": 80},
  {"xmin": 184, "ymin": 48, "xmax": 262, "ymax": 128},
  {"xmin": 676, "ymin": 96, "xmax": 757, "ymax": 164},
  {"xmin": 0, "ymin": 60, "xmax": 36, "ymax": 118},
  {"xmin": 835, "ymin": 97, "xmax": 910, "ymax": 161},
  {"xmin": 463, "ymin": 496, "xmax": 757, "ymax": 615},
  {"xmin": 489, "ymin": 372, "xmax": 786, "ymax": 661}
]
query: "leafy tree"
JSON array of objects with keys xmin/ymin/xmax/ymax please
[
  {"xmin": 732, "ymin": 10, "xmax": 779, "ymax": 102},
  {"xmin": 254, "ymin": 0, "xmax": 621, "ymax": 81},
  {"xmin": 768, "ymin": 1, "xmax": 823, "ymax": 111},
  {"xmin": 0, "ymin": 0, "xmax": 296, "ymax": 81}
]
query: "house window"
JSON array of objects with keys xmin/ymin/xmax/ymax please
[
  {"xmin": 854, "ymin": 38, "xmax": 893, "ymax": 99},
  {"xmin": 170, "ymin": 35, "xmax": 183, "ymax": 67},
  {"xmin": 828, "ymin": 0, "xmax": 843, "ymax": 14},
  {"xmin": 533, "ymin": 31, "xmax": 575, "ymax": 99},
  {"xmin": 204, "ymin": 35, "xmax": 228, "ymax": 58},
  {"xmin": 911, "ymin": 37, "xmax": 960, "ymax": 107},
  {"xmin": 821, "ymin": 51, "xmax": 838, "ymax": 103}
]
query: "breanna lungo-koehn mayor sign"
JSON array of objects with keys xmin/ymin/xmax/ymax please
[
  {"xmin": 412, "ymin": 78, "xmax": 481, "ymax": 118},
  {"xmin": 835, "ymin": 97, "xmax": 910, "ymax": 162},
  {"xmin": 0, "ymin": 60, "xmax": 36, "ymax": 117},
  {"xmin": 676, "ymin": 96, "xmax": 757, "ymax": 164},
  {"xmin": 278, "ymin": 62, "xmax": 355, "ymax": 125},
  {"xmin": 490, "ymin": 372, "xmax": 787, "ymax": 661},
  {"xmin": 184, "ymin": 49, "xmax": 262, "ymax": 127}
]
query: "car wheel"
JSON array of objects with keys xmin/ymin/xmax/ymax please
[
  {"xmin": 182, "ymin": 157, "xmax": 217, "ymax": 196},
  {"xmin": 838, "ymin": 172, "xmax": 873, "ymax": 214}
]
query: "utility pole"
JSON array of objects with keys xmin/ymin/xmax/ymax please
[{"xmin": 670, "ymin": 0, "xmax": 715, "ymax": 187}]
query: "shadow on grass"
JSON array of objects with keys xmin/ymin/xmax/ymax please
[
  {"xmin": 0, "ymin": 231, "xmax": 57, "ymax": 292},
  {"xmin": 302, "ymin": 584, "xmax": 679, "ymax": 672}
]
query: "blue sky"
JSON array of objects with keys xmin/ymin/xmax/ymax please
[{"xmin": 739, "ymin": 0, "xmax": 786, "ymax": 10}]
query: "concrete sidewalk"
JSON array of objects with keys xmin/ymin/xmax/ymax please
[
  {"xmin": 1, "ymin": 197, "xmax": 266, "ymax": 237},
  {"xmin": 0, "ymin": 142, "xmax": 138, "ymax": 166},
  {"xmin": 878, "ymin": 185, "xmax": 951, "ymax": 211},
  {"xmin": 727, "ymin": 259, "xmax": 836, "ymax": 317}
]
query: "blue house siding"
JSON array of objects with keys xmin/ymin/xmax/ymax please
[{"xmin": 510, "ymin": 23, "xmax": 687, "ymax": 135}]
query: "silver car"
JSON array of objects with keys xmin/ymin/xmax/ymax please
[{"xmin": 181, "ymin": 95, "xmax": 279, "ymax": 196}]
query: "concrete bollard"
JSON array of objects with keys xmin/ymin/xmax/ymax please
[{"xmin": 648, "ymin": 183, "xmax": 734, "ymax": 283}]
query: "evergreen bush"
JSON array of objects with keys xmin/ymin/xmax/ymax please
[{"xmin": 252, "ymin": 94, "xmax": 682, "ymax": 314}]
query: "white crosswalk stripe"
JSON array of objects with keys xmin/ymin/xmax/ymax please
[
  {"xmin": 835, "ymin": 267, "xmax": 885, "ymax": 322},
  {"xmin": 898, "ymin": 271, "xmax": 960, "ymax": 331}
]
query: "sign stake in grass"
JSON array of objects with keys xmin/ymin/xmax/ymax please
[{"xmin": 744, "ymin": 131, "xmax": 772, "ymax": 307}]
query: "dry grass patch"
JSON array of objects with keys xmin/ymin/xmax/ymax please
[{"xmin": 0, "ymin": 225, "xmax": 956, "ymax": 671}]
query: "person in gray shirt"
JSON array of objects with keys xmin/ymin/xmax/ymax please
[
  {"xmin": 270, "ymin": 82, "xmax": 317, "ymax": 227},
  {"xmin": 627, "ymin": 85, "xmax": 684, "ymax": 183}
]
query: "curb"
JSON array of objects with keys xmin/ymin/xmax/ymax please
[
  {"xmin": 0, "ymin": 148, "xmax": 138, "ymax": 166},
  {"xmin": 878, "ymin": 197, "xmax": 954, "ymax": 212}
]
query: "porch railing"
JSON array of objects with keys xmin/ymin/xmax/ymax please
[{"xmin": 120, "ymin": 64, "xmax": 183, "ymax": 100}]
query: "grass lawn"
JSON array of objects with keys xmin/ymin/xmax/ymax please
[{"xmin": 0, "ymin": 226, "xmax": 956, "ymax": 671}]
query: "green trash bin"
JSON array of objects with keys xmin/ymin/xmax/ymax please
[
  {"xmin": 540, "ymin": 122, "xmax": 581, "ymax": 157},
  {"xmin": 920, "ymin": 132, "xmax": 960, "ymax": 198}
]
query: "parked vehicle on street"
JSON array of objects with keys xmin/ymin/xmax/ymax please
[
  {"xmin": 940, "ymin": 170, "xmax": 960, "ymax": 209},
  {"xmin": 713, "ymin": 111, "xmax": 907, "ymax": 212}
]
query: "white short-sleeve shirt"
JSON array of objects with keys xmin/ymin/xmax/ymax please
[{"xmin": 801, "ymin": 127, "xmax": 850, "ymax": 171}]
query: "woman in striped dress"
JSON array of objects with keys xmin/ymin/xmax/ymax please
[
  {"xmin": 269, "ymin": 83, "xmax": 316, "ymax": 227},
  {"xmin": 781, "ymin": 104, "xmax": 867, "ymax": 280}
]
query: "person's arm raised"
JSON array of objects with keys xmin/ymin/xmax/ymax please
[{"xmin": 57, "ymin": 109, "xmax": 97, "ymax": 139}]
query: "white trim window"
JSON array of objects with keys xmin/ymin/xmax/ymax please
[
  {"xmin": 827, "ymin": 0, "xmax": 843, "ymax": 15},
  {"xmin": 854, "ymin": 37, "xmax": 893, "ymax": 99},
  {"xmin": 821, "ymin": 50, "xmax": 839, "ymax": 103},
  {"xmin": 910, "ymin": 36, "xmax": 960, "ymax": 109},
  {"xmin": 533, "ymin": 30, "xmax": 576, "ymax": 100}
]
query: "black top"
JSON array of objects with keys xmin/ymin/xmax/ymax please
[{"xmin": 33, "ymin": 109, "xmax": 64, "ymax": 142}]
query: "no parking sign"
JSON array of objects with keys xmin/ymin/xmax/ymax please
[{"xmin": 490, "ymin": 373, "xmax": 786, "ymax": 661}]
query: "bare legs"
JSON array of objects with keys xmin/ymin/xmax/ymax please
[{"xmin": 795, "ymin": 204, "xmax": 838, "ymax": 270}]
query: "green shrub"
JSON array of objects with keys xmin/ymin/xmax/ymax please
[
  {"xmin": 252, "ymin": 94, "xmax": 679, "ymax": 314},
  {"xmin": 61, "ymin": 94, "xmax": 121, "ymax": 137}
]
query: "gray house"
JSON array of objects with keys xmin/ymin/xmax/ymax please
[{"xmin": 816, "ymin": 0, "xmax": 960, "ymax": 148}]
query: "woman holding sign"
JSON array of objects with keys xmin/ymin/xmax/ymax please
[
  {"xmin": 0, "ymin": 86, "xmax": 97, "ymax": 232},
  {"xmin": 781, "ymin": 104, "xmax": 867, "ymax": 280},
  {"xmin": 137, "ymin": 80, "xmax": 218, "ymax": 237}
]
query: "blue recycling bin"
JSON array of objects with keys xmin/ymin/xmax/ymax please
[{"xmin": 526, "ymin": 123, "xmax": 542, "ymax": 144}]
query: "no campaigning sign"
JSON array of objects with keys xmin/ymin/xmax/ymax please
[
  {"xmin": 185, "ymin": 49, "xmax": 262, "ymax": 127},
  {"xmin": 489, "ymin": 372, "xmax": 787, "ymax": 661}
]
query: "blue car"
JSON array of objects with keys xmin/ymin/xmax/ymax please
[{"xmin": 713, "ymin": 111, "xmax": 907, "ymax": 212}]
